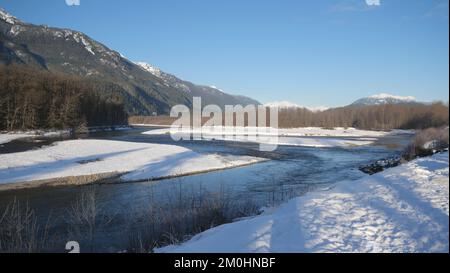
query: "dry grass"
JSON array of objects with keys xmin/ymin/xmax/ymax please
[
  {"xmin": 0, "ymin": 179, "xmax": 280, "ymax": 253},
  {"xmin": 64, "ymin": 186, "xmax": 114, "ymax": 253},
  {"xmin": 0, "ymin": 199, "xmax": 51, "ymax": 253},
  {"xmin": 125, "ymin": 182, "xmax": 260, "ymax": 253}
]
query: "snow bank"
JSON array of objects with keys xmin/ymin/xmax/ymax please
[
  {"xmin": 0, "ymin": 130, "xmax": 70, "ymax": 145},
  {"xmin": 0, "ymin": 133, "xmax": 36, "ymax": 145},
  {"xmin": 0, "ymin": 139, "xmax": 264, "ymax": 185},
  {"xmin": 157, "ymin": 152, "xmax": 449, "ymax": 253},
  {"xmin": 208, "ymin": 135, "xmax": 376, "ymax": 148},
  {"xmin": 142, "ymin": 127, "xmax": 404, "ymax": 147},
  {"xmin": 144, "ymin": 126, "xmax": 392, "ymax": 137}
]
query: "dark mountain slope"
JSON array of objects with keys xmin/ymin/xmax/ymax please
[{"xmin": 0, "ymin": 8, "xmax": 259, "ymax": 115}]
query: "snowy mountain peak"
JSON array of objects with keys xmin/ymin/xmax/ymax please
[
  {"xmin": 368, "ymin": 93, "xmax": 416, "ymax": 101},
  {"xmin": 264, "ymin": 101, "xmax": 328, "ymax": 112},
  {"xmin": 0, "ymin": 8, "xmax": 20, "ymax": 25},
  {"xmin": 352, "ymin": 93, "xmax": 417, "ymax": 106},
  {"xmin": 265, "ymin": 101, "xmax": 300, "ymax": 109},
  {"xmin": 209, "ymin": 85, "xmax": 224, "ymax": 92},
  {"xmin": 135, "ymin": 61, "xmax": 162, "ymax": 78}
]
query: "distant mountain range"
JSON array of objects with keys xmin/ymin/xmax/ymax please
[
  {"xmin": 0, "ymin": 8, "xmax": 427, "ymax": 117},
  {"xmin": 0, "ymin": 8, "xmax": 259, "ymax": 115},
  {"xmin": 264, "ymin": 101, "xmax": 329, "ymax": 112},
  {"xmin": 264, "ymin": 93, "xmax": 420, "ymax": 112},
  {"xmin": 350, "ymin": 93, "xmax": 419, "ymax": 106}
]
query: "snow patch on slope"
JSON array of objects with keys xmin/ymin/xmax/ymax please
[
  {"xmin": 135, "ymin": 61, "xmax": 192, "ymax": 92},
  {"xmin": 135, "ymin": 61, "xmax": 162, "ymax": 77},
  {"xmin": 0, "ymin": 8, "xmax": 19, "ymax": 25}
]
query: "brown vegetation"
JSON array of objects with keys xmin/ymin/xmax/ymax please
[
  {"xmin": 278, "ymin": 103, "xmax": 449, "ymax": 130},
  {"xmin": 404, "ymin": 127, "xmax": 449, "ymax": 160},
  {"xmin": 130, "ymin": 103, "xmax": 449, "ymax": 130},
  {"xmin": 0, "ymin": 64, "xmax": 128, "ymax": 131}
]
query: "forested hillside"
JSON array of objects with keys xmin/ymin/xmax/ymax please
[
  {"xmin": 0, "ymin": 65, "xmax": 128, "ymax": 131},
  {"xmin": 0, "ymin": 9, "xmax": 260, "ymax": 115}
]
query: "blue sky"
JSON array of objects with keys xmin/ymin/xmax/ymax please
[{"xmin": 1, "ymin": 0, "xmax": 448, "ymax": 106}]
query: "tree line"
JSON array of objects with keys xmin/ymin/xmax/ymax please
[
  {"xmin": 278, "ymin": 103, "xmax": 448, "ymax": 130},
  {"xmin": 130, "ymin": 102, "xmax": 449, "ymax": 131},
  {"xmin": 0, "ymin": 65, "xmax": 128, "ymax": 131}
]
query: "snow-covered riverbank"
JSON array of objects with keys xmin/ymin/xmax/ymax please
[
  {"xmin": 0, "ymin": 139, "xmax": 265, "ymax": 186},
  {"xmin": 0, "ymin": 133, "xmax": 36, "ymax": 145},
  {"xmin": 143, "ymin": 126, "xmax": 408, "ymax": 137},
  {"xmin": 0, "ymin": 127, "xmax": 132, "ymax": 145},
  {"xmin": 143, "ymin": 127, "xmax": 412, "ymax": 148},
  {"xmin": 157, "ymin": 152, "xmax": 449, "ymax": 253},
  {"xmin": 0, "ymin": 130, "xmax": 72, "ymax": 145}
]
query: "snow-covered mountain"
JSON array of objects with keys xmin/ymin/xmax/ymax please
[
  {"xmin": 135, "ymin": 62, "xmax": 260, "ymax": 106},
  {"xmin": 264, "ymin": 101, "xmax": 328, "ymax": 112},
  {"xmin": 0, "ymin": 8, "xmax": 20, "ymax": 25},
  {"xmin": 0, "ymin": 8, "xmax": 260, "ymax": 114},
  {"xmin": 351, "ymin": 93, "xmax": 418, "ymax": 106},
  {"xmin": 265, "ymin": 101, "xmax": 300, "ymax": 109}
]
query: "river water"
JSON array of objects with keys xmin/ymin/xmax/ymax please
[{"xmin": 0, "ymin": 127, "xmax": 413, "ymax": 252}]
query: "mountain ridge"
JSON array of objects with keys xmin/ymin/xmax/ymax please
[
  {"xmin": 350, "ymin": 93, "xmax": 419, "ymax": 106},
  {"xmin": 0, "ymin": 8, "xmax": 260, "ymax": 115}
]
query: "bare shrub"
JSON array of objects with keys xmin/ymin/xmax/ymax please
[
  {"xmin": 65, "ymin": 186, "xmax": 113, "ymax": 252},
  {"xmin": 404, "ymin": 127, "xmax": 449, "ymax": 160},
  {"xmin": 0, "ymin": 199, "xmax": 51, "ymax": 253},
  {"xmin": 126, "ymin": 183, "xmax": 259, "ymax": 253}
]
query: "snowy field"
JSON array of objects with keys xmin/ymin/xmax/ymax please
[
  {"xmin": 0, "ymin": 139, "xmax": 265, "ymax": 185},
  {"xmin": 157, "ymin": 152, "xmax": 449, "ymax": 253},
  {"xmin": 143, "ymin": 127, "xmax": 410, "ymax": 147}
]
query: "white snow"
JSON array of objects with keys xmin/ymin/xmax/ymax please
[
  {"xmin": 368, "ymin": 93, "xmax": 416, "ymax": 102},
  {"xmin": 264, "ymin": 101, "xmax": 300, "ymax": 108},
  {"xmin": 209, "ymin": 85, "xmax": 224, "ymax": 92},
  {"xmin": 142, "ymin": 127, "xmax": 401, "ymax": 148},
  {"xmin": 221, "ymin": 135, "xmax": 376, "ymax": 148},
  {"xmin": 0, "ymin": 133, "xmax": 36, "ymax": 145},
  {"xmin": 264, "ymin": 101, "xmax": 329, "ymax": 112},
  {"xmin": 8, "ymin": 25, "xmax": 23, "ymax": 36},
  {"xmin": 144, "ymin": 126, "xmax": 391, "ymax": 138},
  {"xmin": 0, "ymin": 139, "xmax": 265, "ymax": 185},
  {"xmin": 0, "ymin": 130, "xmax": 70, "ymax": 145},
  {"xmin": 135, "ymin": 61, "xmax": 162, "ymax": 77},
  {"xmin": 0, "ymin": 8, "xmax": 18, "ymax": 25},
  {"xmin": 80, "ymin": 36, "xmax": 95, "ymax": 55},
  {"xmin": 61, "ymin": 31, "xmax": 95, "ymax": 55},
  {"xmin": 352, "ymin": 93, "xmax": 418, "ymax": 106},
  {"xmin": 157, "ymin": 152, "xmax": 449, "ymax": 253}
]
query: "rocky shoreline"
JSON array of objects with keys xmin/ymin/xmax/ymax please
[{"xmin": 359, "ymin": 148, "xmax": 449, "ymax": 175}]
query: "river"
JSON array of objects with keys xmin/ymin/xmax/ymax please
[{"xmin": 0, "ymin": 127, "xmax": 413, "ymax": 252}]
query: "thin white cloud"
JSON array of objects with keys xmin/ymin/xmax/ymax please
[
  {"xmin": 329, "ymin": 0, "xmax": 381, "ymax": 13},
  {"xmin": 365, "ymin": 0, "xmax": 381, "ymax": 6}
]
